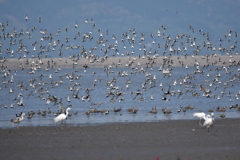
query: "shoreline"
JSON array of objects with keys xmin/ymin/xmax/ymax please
[
  {"xmin": 1, "ymin": 54, "xmax": 240, "ymax": 69},
  {"xmin": 1, "ymin": 116, "xmax": 240, "ymax": 129},
  {"xmin": 2, "ymin": 116, "xmax": 240, "ymax": 129},
  {"xmin": 1, "ymin": 118, "xmax": 240, "ymax": 160}
]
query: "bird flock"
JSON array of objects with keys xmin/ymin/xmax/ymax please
[{"xmin": 0, "ymin": 15, "xmax": 240, "ymax": 131}]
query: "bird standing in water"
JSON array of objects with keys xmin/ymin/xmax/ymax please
[
  {"xmin": 11, "ymin": 112, "xmax": 26, "ymax": 123},
  {"xmin": 54, "ymin": 108, "xmax": 71, "ymax": 123}
]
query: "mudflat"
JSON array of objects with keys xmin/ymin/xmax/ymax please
[{"xmin": 0, "ymin": 118, "xmax": 240, "ymax": 160}]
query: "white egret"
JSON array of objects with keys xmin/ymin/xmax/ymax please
[
  {"xmin": 54, "ymin": 108, "xmax": 71, "ymax": 123},
  {"xmin": 193, "ymin": 112, "xmax": 206, "ymax": 126},
  {"xmin": 193, "ymin": 112, "xmax": 214, "ymax": 132},
  {"xmin": 202, "ymin": 113, "xmax": 214, "ymax": 132}
]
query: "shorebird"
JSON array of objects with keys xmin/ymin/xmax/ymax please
[
  {"xmin": 177, "ymin": 106, "xmax": 182, "ymax": 113},
  {"xmin": 208, "ymin": 108, "xmax": 214, "ymax": 112},
  {"xmin": 133, "ymin": 90, "xmax": 142, "ymax": 100},
  {"xmin": 38, "ymin": 17, "xmax": 42, "ymax": 23},
  {"xmin": 164, "ymin": 85, "xmax": 171, "ymax": 95},
  {"xmin": 184, "ymin": 105, "xmax": 195, "ymax": 110},
  {"xmin": 73, "ymin": 111, "xmax": 78, "ymax": 115},
  {"xmin": 85, "ymin": 110, "xmax": 91, "ymax": 115},
  {"xmin": 150, "ymin": 95, "xmax": 154, "ymax": 100},
  {"xmin": 229, "ymin": 104, "xmax": 238, "ymax": 109},
  {"xmin": 27, "ymin": 112, "xmax": 33, "ymax": 120},
  {"xmin": 114, "ymin": 107, "xmax": 122, "ymax": 113},
  {"xmin": 149, "ymin": 106, "xmax": 157, "ymax": 114},
  {"xmin": 67, "ymin": 96, "xmax": 71, "ymax": 102},
  {"xmin": 220, "ymin": 113, "xmax": 226, "ymax": 118},
  {"xmin": 11, "ymin": 113, "xmax": 26, "ymax": 123},
  {"xmin": 101, "ymin": 109, "xmax": 109, "ymax": 115},
  {"xmin": 54, "ymin": 108, "xmax": 71, "ymax": 123},
  {"xmin": 132, "ymin": 107, "xmax": 138, "ymax": 114},
  {"xmin": 41, "ymin": 110, "xmax": 47, "ymax": 117},
  {"xmin": 162, "ymin": 108, "xmax": 172, "ymax": 114},
  {"xmin": 193, "ymin": 112, "xmax": 207, "ymax": 126},
  {"xmin": 200, "ymin": 84, "xmax": 211, "ymax": 95},
  {"xmin": 17, "ymin": 97, "xmax": 25, "ymax": 106},
  {"xmin": 236, "ymin": 106, "xmax": 240, "ymax": 111},
  {"xmin": 162, "ymin": 94, "xmax": 170, "ymax": 101},
  {"xmin": 127, "ymin": 107, "xmax": 135, "ymax": 112},
  {"xmin": 90, "ymin": 108, "xmax": 100, "ymax": 114},
  {"xmin": 202, "ymin": 113, "xmax": 214, "ymax": 132},
  {"xmin": 25, "ymin": 14, "xmax": 28, "ymax": 21},
  {"xmin": 193, "ymin": 112, "xmax": 214, "ymax": 131},
  {"xmin": 47, "ymin": 108, "xmax": 51, "ymax": 114},
  {"xmin": 216, "ymin": 106, "xmax": 227, "ymax": 113},
  {"xmin": 9, "ymin": 88, "xmax": 14, "ymax": 93}
]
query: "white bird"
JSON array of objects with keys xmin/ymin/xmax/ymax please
[
  {"xmin": 193, "ymin": 112, "xmax": 206, "ymax": 126},
  {"xmin": 25, "ymin": 14, "xmax": 28, "ymax": 21},
  {"xmin": 193, "ymin": 112, "xmax": 214, "ymax": 132},
  {"xmin": 202, "ymin": 113, "xmax": 214, "ymax": 132},
  {"xmin": 54, "ymin": 108, "xmax": 71, "ymax": 123},
  {"xmin": 193, "ymin": 112, "xmax": 206, "ymax": 119},
  {"xmin": 17, "ymin": 97, "xmax": 24, "ymax": 106},
  {"xmin": 67, "ymin": 96, "xmax": 71, "ymax": 102}
]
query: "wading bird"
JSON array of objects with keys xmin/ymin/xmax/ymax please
[
  {"xmin": 193, "ymin": 112, "xmax": 206, "ymax": 126},
  {"xmin": 54, "ymin": 108, "xmax": 71, "ymax": 123},
  {"xmin": 11, "ymin": 113, "xmax": 26, "ymax": 123},
  {"xmin": 193, "ymin": 112, "xmax": 214, "ymax": 132},
  {"xmin": 202, "ymin": 113, "xmax": 214, "ymax": 132}
]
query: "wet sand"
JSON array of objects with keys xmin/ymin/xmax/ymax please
[
  {"xmin": 1, "ymin": 118, "xmax": 240, "ymax": 160},
  {"xmin": 1, "ymin": 55, "xmax": 240, "ymax": 69}
]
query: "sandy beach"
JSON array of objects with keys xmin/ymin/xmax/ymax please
[
  {"xmin": 1, "ymin": 118, "xmax": 240, "ymax": 160},
  {"xmin": 1, "ymin": 55, "xmax": 240, "ymax": 69}
]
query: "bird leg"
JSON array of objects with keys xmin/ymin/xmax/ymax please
[{"xmin": 199, "ymin": 120, "xmax": 203, "ymax": 127}]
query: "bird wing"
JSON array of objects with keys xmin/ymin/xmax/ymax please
[
  {"xmin": 193, "ymin": 112, "xmax": 206, "ymax": 120},
  {"xmin": 54, "ymin": 113, "xmax": 66, "ymax": 123},
  {"xmin": 202, "ymin": 118, "xmax": 212, "ymax": 127}
]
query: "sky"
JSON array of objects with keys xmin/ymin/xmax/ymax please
[{"xmin": 0, "ymin": 0, "xmax": 239, "ymax": 58}]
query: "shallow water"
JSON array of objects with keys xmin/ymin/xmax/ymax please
[{"xmin": 0, "ymin": 65, "xmax": 239, "ymax": 128}]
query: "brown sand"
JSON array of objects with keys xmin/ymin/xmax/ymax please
[
  {"xmin": 1, "ymin": 119, "xmax": 240, "ymax": 160},
  {"xmin": 1, "ymin": 55, "xmax": 240, "ymax": 69}
]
